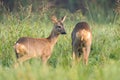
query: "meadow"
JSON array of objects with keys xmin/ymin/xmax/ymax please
[{"xmin": 0, "ymin": 3, "xmax": 120, "ymax": 80}]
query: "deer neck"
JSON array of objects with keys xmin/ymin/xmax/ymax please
[{"xmin": 47, "ymin": 30, "xmax": 59, "ymax": 45}]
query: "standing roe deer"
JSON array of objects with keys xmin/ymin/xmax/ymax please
[
  {"xmin": 14, "ymin": 16, "xmax": 66, "ymax": 67},
  {"xmin": 71, "ymin": 22, "xmax": 92, "ymax": 65}
]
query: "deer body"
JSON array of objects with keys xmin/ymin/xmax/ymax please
[
  {"xmin": 14, "ymin": 16, "xmax": 66, "ymax": 66},
  {"xmin": 71, "ymin": 22, "xmax": 92, "ymax": 65}
]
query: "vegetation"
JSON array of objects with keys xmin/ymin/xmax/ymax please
[{"xmin": 0, "ymin": 0, "xmax": 120, "ymax": 80}]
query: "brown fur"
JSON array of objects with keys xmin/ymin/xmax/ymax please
[
  {"xmin": 71, "ymin": 22, "xmax": 92, "ymax": 65},
  {"xmin": 14, "ymin": 16, "xmax": 66, "ymax": 67}
]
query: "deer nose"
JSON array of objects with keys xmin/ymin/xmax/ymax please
[{"xmin": 61, "ymin": 31, "xmax": 66, "ymax": 34}]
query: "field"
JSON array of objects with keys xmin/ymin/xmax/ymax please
[{"xmin": 0, "ymin": 3, "xmax": 120, "ymax": 80}]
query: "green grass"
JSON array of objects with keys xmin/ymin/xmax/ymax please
[{"xmin": 0, "ymin": 7, "xmax": 120, "ymax": 80}]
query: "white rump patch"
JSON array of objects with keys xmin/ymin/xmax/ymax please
[
  {"xmin": 15, "ymin": 43, "xmax": 26, "ymax": 53},
  {"xmin": 76, "ymin": 29, "xmax": 91, "ymax": 40},
  {"xmin": 86, "ymin": 32, "xmax": 91, "ymax": 39}
]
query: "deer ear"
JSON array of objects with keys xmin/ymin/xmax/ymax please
[
  {"xmin": 51, "ymin": 16, "xmax": 58, "ymax": 23},
  {"xmin": 61, "ymin": 16, "xmax": 66, "ymax": 23}
]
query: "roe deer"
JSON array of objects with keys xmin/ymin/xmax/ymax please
[
  {"xmin": 14, "ymin": 16, "xmax": 66, "ymax": 67},
  {"xmin": 71, "ymin": 22, "xmax": 92, "ymax": 65}
]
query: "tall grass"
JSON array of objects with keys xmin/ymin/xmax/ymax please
[{"xmin": 0, "ymin": 2, "xmax": 120, "ymax": 80}]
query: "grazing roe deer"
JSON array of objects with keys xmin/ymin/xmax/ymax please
[
  {"xmin": 71, "ymin": 22, "xmax": 92, "ymax": 65},
  {"xmin": 14, "ymin": 16, "xmax": 66, "ymax": 67}
]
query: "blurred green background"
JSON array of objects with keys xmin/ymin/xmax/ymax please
[{"xmin": 0, "ymin": 0, "xmax": 120, "ymax": 80}]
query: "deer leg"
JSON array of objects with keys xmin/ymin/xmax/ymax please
[
  {"xmin": 72, "ymin": 50, "xmax": 82, "ymax": 65},
  {"xmin": 14, "ymin": 54, "xmax": 33, "ymax": 68},
  {"xmin": 18, "ymin": 55, "xmax": 33, "ymax": 63},
  {"xmin": 72, "ymin": 51, "xmax": 76, "ymax": 61},
  {"xmin": 77, "ymin": 55, "xmax": 82, "ymax": 63},
  {"xmin": 83, "ymin": 46, "xmax": 90, "ymax": 65},
  {"xmin": 72, "ymin": 51, "xmax": 76, "ymax": 66},
  {"xmin": 41, "ymin": 55, "xmax": 50, "ymax": 65},
  {"xmin": 83, "ymin": 47, "xmax": 87, "ymax": 65},
  {"xmin": 77, "ymin": 47, "xmax": 82, "ymax": 63}
]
